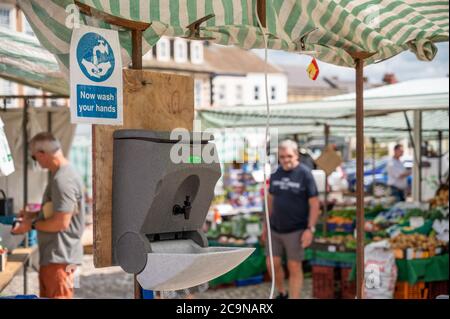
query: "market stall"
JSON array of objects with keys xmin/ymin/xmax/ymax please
[
  {"xmin": 0, "ymin": 98, "xmax": 73, "ymax": 293},
  {"xmin": 16, "ymin": 0, "xmax": 449, "ymax": 299}
]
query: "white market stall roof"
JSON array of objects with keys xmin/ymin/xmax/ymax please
[
  {"xmin": 326, "ymin": 77, "xmax": 449, "ymax": 100},
  {"xmin": 197, "ymin": 77, "xmax": 449, "ymax": 140}
]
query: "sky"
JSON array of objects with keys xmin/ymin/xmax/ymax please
[{"xmin": 254, "ymin": 42, "xmax": 449, "ymax": 84}]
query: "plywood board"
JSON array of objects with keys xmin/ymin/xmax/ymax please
[{"xmin": 93, "ymin": 70, "xmax": 194, "ymax": 268}]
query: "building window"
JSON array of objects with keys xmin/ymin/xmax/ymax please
[
  {"xmin": 271, "ymin": 86, "xmax": 277, "ymax": 100},
  {"xmin": 174, "ymin": 39, "xmax": 187, "ymax": 63},
  {"xmin": 195, "ymin": 80, "xmax": 203, "ymax": 107},
  {"xmin": 25, "ymin": 87, "xmax": 42, "ymax": 107},
  {"xmin": 236, "ymin": 85, "xmax": 243, "ymax": 105},
  {"xmin": 218, "ymin": 85, "xmax": 226, "ymax": 101},
  {"xmin": 0, "ymin": 8, "xmax": 12, "ymax": 28},
  {"xmin": 254, "ymin": 86, "xmax": 260, "ymax": 101},
  {"xmin": 157, "ymin": 38, "xmax": 170, "ymax": 61},
  {"xmin": 191, "ymin": 41, "xmax": 204, "ymax": 64},
  {"xmin": 0, "ymin": 80, "xmax": 15, "ymax": 108}
]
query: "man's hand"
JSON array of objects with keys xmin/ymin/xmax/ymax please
[
  {"xmin": 261, "ymin": 226, "xmax": 267, "ymax": 244},
  {"xmin": 19, "ymin": 209, "xmax": 35, "ymax": 221},
  {"xmin": 11, "ymin": 219, "xmax": 32, "ymax": 235},
  {"xmin": 301, "ymin": 229, "xmax": 314, "ymax": 248}
]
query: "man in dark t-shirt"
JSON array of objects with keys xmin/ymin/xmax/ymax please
[{"xmin": 262, "ymin": 140, "xmax": 320, "ymax": 299}]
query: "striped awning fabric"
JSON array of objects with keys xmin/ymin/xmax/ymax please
[
  {"xmin": 0, "ymin": 26, "xmax": 68, "ymax": 95},
  {"xmin": 18, "ymin": 0, "xmax": 449, "ymax": 76}
]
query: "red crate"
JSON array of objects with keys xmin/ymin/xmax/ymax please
[
  {"xmin": 312, "ymin": 265, "xmax": 336, "ymax": 299},
  {"xmin": 340, "ymin": 267, "xmax": 356, "ymax": 299},
  {"xmin": 394, "ymin": 282, "xmax": 428, "ymax": 299},
  {"xmin": 427, "ymin": 281, "xmax": 449, "ymax": 299}
]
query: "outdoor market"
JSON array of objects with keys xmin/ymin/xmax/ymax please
[{"xmin": 0, "ymin": 0, "xmax": 449, "ymax": 302}]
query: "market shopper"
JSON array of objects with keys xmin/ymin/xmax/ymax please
[
  {"xmin": 262, "ymin": 140, "xmax": 320, "ymax": 299},
  {"xmin": 12, "ymin": 132, "xmax": 85, "ymax": 299},
  {"xmin": 387, "ymin": 144, "xmax": 411, "ymax": 202}
]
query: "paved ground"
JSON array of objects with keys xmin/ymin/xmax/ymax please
[{"xmin": 1, "ymin": 254, "xmax": 312, "ymax": 299}]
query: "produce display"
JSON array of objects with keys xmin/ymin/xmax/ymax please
[
  {"xmin": 389, "ymin": 234, "xmax": 447, "ymax": 259},
  {"xmin": 314, "ymin": 235, "xmax": 358, "ymax": 251},
  {"xmin": 314, "ymin": 202, "xmax": 449, "ymax": 259},
  {"xmin": 207, "ymin": 213, "xmax": 262, "ymax": 245},
  {"xmin": 430, "ymin": 186, "xmax": 449, "ymax": 208}
]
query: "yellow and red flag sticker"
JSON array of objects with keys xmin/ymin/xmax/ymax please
[{"xmin": 307, "ymin": 57, "xmax": 320, "ymax": 81}]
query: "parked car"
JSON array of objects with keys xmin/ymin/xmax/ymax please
[{"xmin": 346, "ymin": 157, "xmax": 413, "ymax": 196}]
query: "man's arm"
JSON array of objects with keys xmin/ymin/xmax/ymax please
[
  {"xmin": 307, "ymin": 196, "xmax": 320, "ymax": 229},
  {"xmin": 35, "ymin": 212, "xmax": 73, "ymax": 233},
  {"xmin": 11, "ymin": 211, "xmax": 73, "ymax": 234},
  {"xmin": 261, "ymin": 193, "xmax": 273, "ymax": 242}
]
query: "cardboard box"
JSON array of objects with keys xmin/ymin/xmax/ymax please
[{"xmin": 315, "ymin": 145, "xmax": 343, "ymax": 176}]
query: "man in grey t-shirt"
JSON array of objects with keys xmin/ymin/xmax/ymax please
[{"xmin": 12, "ymin": 132, "xmax": 84, "ymax": 299}]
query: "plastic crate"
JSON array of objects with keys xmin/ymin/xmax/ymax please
[
  {"xmin": 327, "ymin": 223, "xmax": 354, "ymax": 233},
  {"xmin": 394, "ymin": 281, "xmax": 428, "ymax": 299},
  {"xmin": 310, "ymin": 259, "xmax": 340, "ymax": 268},
  {"xmin": 340, "ymin": 267, "xmax": 356, "ymax": 299},
  {"xmin": 312, "ymin": 265, "xmax": 336, "ymax": 299},
  {"xmin": 235, "ymin": 274, "xmax": 264, "ymax": 287},
  {"xmin": 427, "ymin": 281, "xmax": 449, "ymax": 299}
]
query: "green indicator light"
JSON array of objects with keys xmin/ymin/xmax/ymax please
[{"xmin": 189, "ymin": 155, "xmax": 202, "ymax": 164}]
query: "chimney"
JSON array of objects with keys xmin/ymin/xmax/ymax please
[{"xmin": 382, "ymin": 73, "xmax": 398, "ymax": 85}]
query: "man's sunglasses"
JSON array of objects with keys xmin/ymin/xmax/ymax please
[{"xmin": 31, "ymin": 151, "xmax": 43, "ymax": 161}]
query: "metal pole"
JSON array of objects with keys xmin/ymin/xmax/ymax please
[
  {"xmin": 22, "ymin": 98, "xmax": 29, "ymax": 249},
  {"xmin": 134, "ymin": 274, "xmax": 142, "ymax": 299},
  {"xmin": 413, "ymin": 111, "xmax": 423, "ymax": 202},
  {"xmin": 323, "ymin": 124, "xmax": 330, "ymax": 236},
  {"xmin": 438, "ymin": 131, "xmax": 442, "ymax": 185},
  {"xmin": 355, "ymin": 58, "xmax": 365, "ymax": 299},
  {"xmin": 47, "ymin": 111, "xmax": 53, "ymax": 181},
  {"xmin": 371, "ymin": 138, "xmax": 376, "ymax": 197}
]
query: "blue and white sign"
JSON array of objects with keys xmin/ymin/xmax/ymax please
[{"xmin": 70, "ymin": 26, "xmax": 123, "ymax": 125}]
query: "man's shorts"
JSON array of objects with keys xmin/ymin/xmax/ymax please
[
  {"xmin": 39, "ymin": 263, "xmax": 75, "ymax": 299},
  {"xmin": 264, "ymin": 229, "xmax": 305, "ymax": 261}
]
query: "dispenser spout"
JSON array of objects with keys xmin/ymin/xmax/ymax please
[{"xmin": 173, "ymin": 196, "xmax": 192, "ymax": 220}]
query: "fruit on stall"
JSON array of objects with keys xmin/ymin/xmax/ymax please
[{"xmin": 430, "ymin": 186, "xmax": 449, "ymax": 208}]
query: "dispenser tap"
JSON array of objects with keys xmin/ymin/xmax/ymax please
[{"xmin": 173, "ymin": 196, "xmax": 192, "ymax": 220}]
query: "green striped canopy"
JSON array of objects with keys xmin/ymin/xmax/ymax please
[
  {"xmin": 18, "ymin": 0, "xmax": 449, "ymax": 75},
  {"xmin": 0, "ymin": 26, "xmax": 68, "ymax": 95}
]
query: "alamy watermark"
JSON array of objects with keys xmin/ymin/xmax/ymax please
[{"xmin": 169, "ymin": 121, "xmax": 279, "ymax": 169}]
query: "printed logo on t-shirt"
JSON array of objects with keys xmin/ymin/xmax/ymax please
[{"xmin": 273, "ymin": 177, "xmax": 300, "ymax": 190}]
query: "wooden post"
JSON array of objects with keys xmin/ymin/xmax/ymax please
[
  {"xmin": 131, "ymin": 30, "xmax": 143, "ymax": 70},
  {"xmin": 74, "ymin": 1, "xmax": 150, "ymax": 69},
  {"xmin": 348, "ymin": 51, "xmax": 374, "ymax": 300},
  {"xmin": 257, "ymin": 0, "xmax": 267, "ymax": 28},
  {"xmin": 323, "ymin": 124, "xmax": 330, "ymax": 236},
  {"xmin": 355, "ymin": 57, "xmax": 365, "ymax": 300}
]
